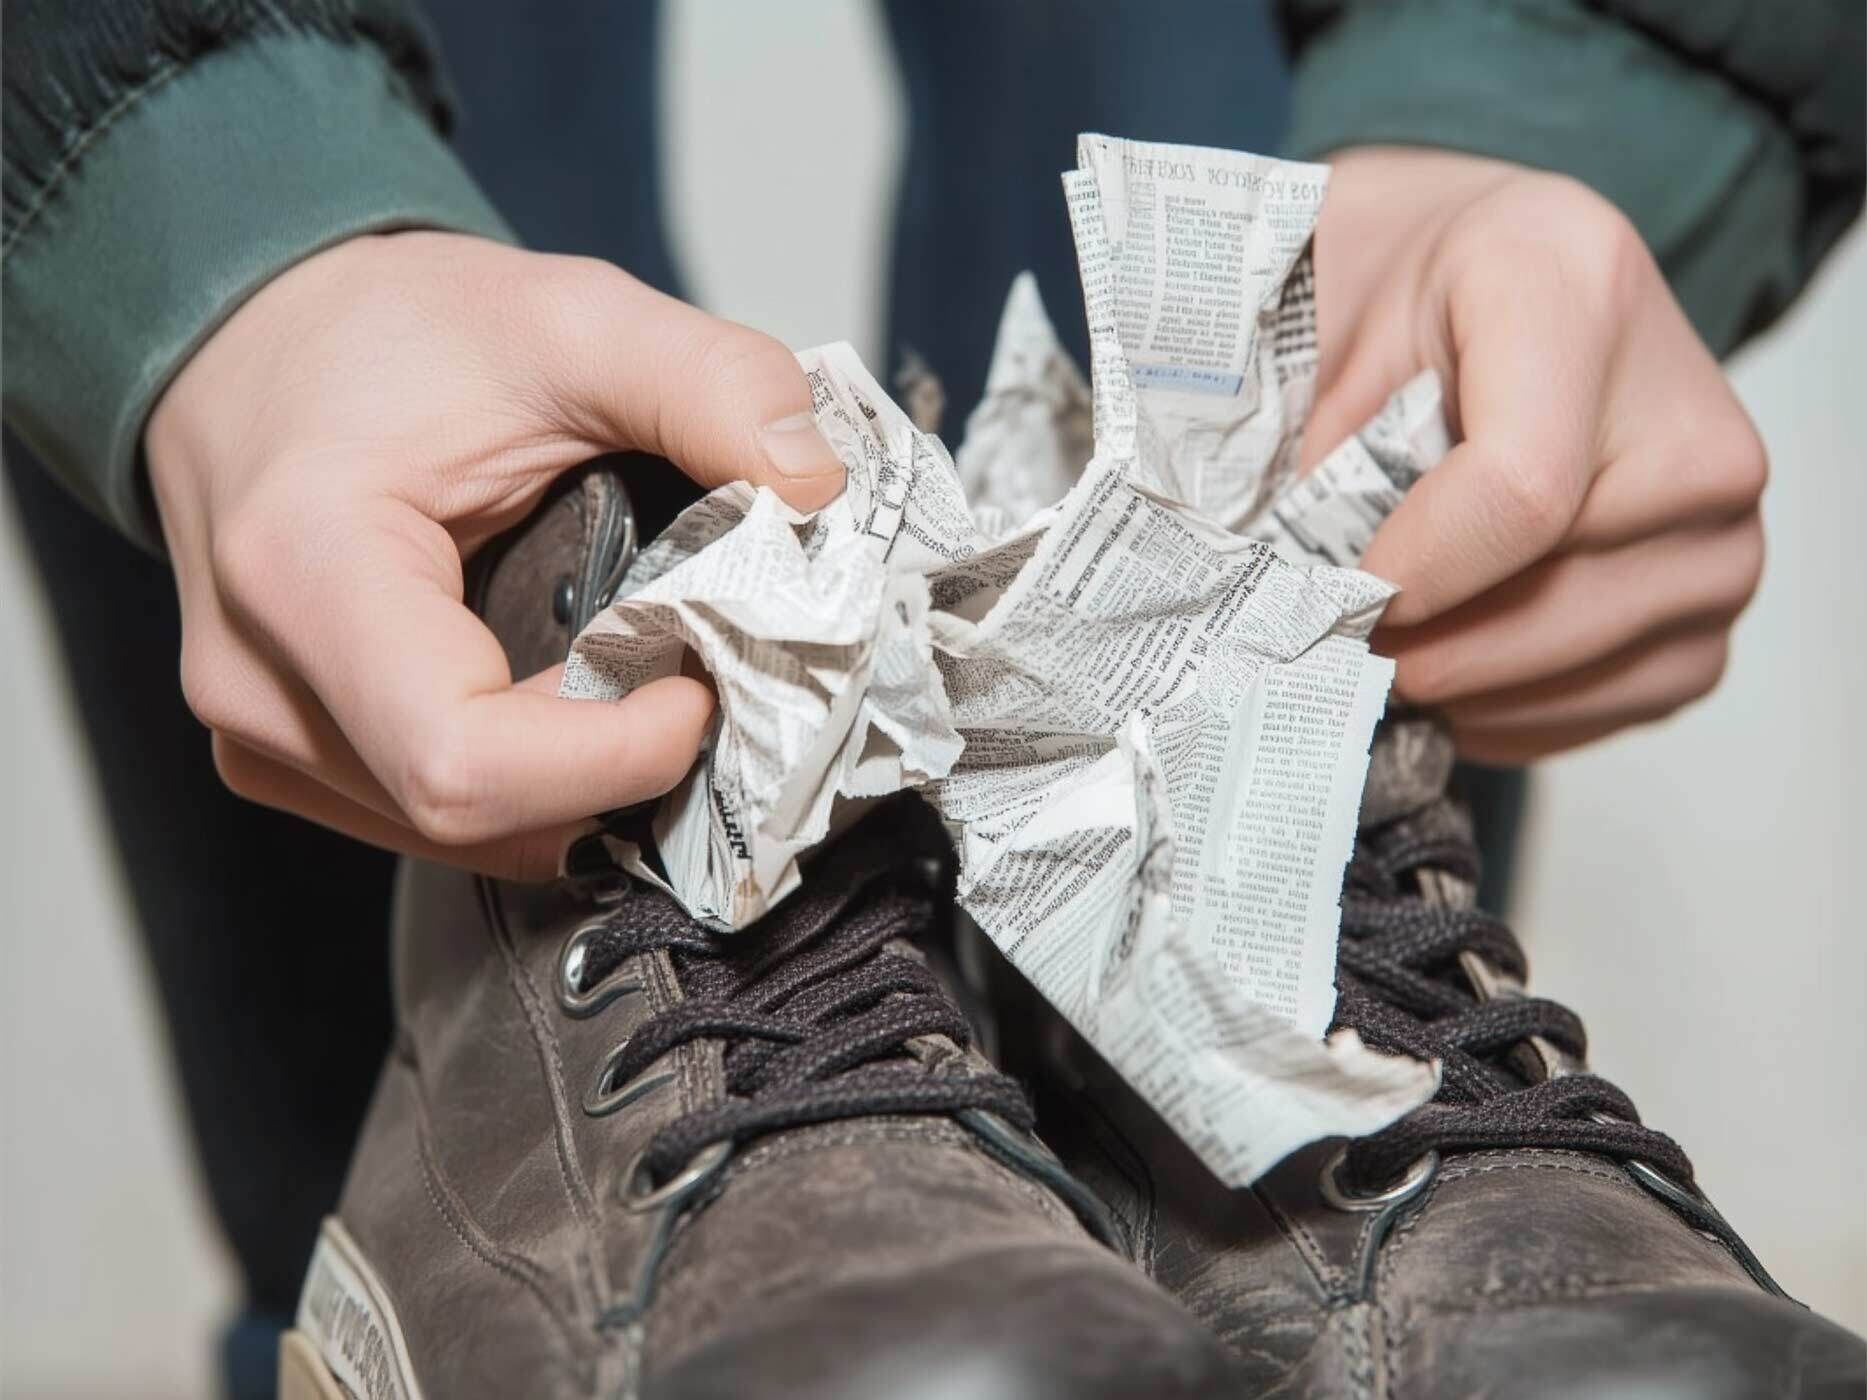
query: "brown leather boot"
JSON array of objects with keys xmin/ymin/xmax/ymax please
[
  {"xmin": 1006, "ymin": 715, "xmax": 1867, "ymax": 1399},
  {"xmin": 280, "ymin": 462, "xmax": 1243, "ymax": 1400}
]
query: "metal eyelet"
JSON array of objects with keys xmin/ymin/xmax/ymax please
[
  {"xmin": 1319, "ymin": 1146, "xmax": 1440, "ymax": 1213},
  {"xmin": 582, "ymin": 1038, "xmax": 676, "ymax": 1118},
  {"xmin": 580, "ymin": 871, "xmax": 632, "ymax": 909},
  {"xmin": 620, "ymin": 1139, "xmax": 733, "ymax": 1215},
  {"xmin": 592, "ymin": 505, "xmax": 639, "ymax": 613},
  {"xmin": 557, "ymin": 920, "xmax": 644, "ymax": 1019},
  {"xmin": 1587, "ymin": 1113, "xmax": 1792, "ymax": 1298},
  {"xmin": 560, "ymin": 832, "xmax": 632, "ymax": 904},
  {"xmin": 1586, "ymin": 1108, "xmax": 1677, "ymax": 1190}
]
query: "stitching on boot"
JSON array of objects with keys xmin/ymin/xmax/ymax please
[
  {"xmin": 1366, "ymin": 1169, "xmax": 1446, "ymax": 1393},
  {"xmin": 481, "ymin": 877, "xmax": 611, "ymax": 1312},
  {"xmin": 1431, "ymin": 1154, "xmax": 1739, "ymax": 1263},
  {"xmin": 1341, "ymin": 1300, "xmax": 1378, "ymax": 1400},
  {"xmin": 1437, "ymin": 1153, "xmax": 1636, "ymax": 1190},
  {"xmin": 652, "ymin": 948, "xmax": 727, "ymax": 1128},
  {"xmin": 1370, "ymin": 1170, "xmax": 1443, "ymax": 1300},
  {"xmin": 1432, "ymin": 1272, "xmax": 1666, "ymax": 1312},
  {"xmin": 683, "ymin": 1118, "xmax": 1077, "ymax": 1241},
  {"xmin": 1257, "ymin": 1190, "xmax": 1350, "ymax": 1299},
  {"xmin": 1377, "ymin": 1292, "xmax": 1404, "ymax": 1399},
  {"xmin": 654, "ymin": 1119, "xmax": 990, "ymax": 1254},
  {"xmin": 740, "ymin": 1117, "xmax": 1075, "ymax": 1228},
  {"xmin": 1374, "ymin": 1154, "xmax": 1744, "ymax": 1325},
  {"xmin": 397, "ymin": 1024, "xmax": 588, "ymax": 1351},
  {"xmin": 638, "ymin": 1123, "xmax": 1054, "ymax": 1370},
  {"xmin": 411, "ymin": 1099, "xmax": 593, "ymax": 1370}
]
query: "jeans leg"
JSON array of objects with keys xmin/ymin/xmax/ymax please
[
  {"xmin": 1452, "ymin": 761, "xmax": 1530, "ymax": 916},
  {"xmin": 879, "ymin": 0, "xmax": 1291, "ymax": 426},
  {"xmin": 423, "ymin": 0, "xmax": 680, "ymax": 291}
]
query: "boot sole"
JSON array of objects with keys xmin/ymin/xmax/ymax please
[{"xmin": 279, "ymin": 1217, "xmax": 424, "ymax": 1400}]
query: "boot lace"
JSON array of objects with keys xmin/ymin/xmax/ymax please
[
  {"xmin": 562, "ymin": 818, "xmax": 1034, "ymax": 1192},
  {"xmin": 1332, "ymin": 800, "xmax": 1695, "ymax": 1195}
]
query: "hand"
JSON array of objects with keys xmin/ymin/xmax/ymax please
[
  {"xmin": 1307, "ymin": 148, "xmax": 1767, "ymax": 764},
  {"xmin": 146, "ymin": 232, "xmax": 845, "ymax": 879}
]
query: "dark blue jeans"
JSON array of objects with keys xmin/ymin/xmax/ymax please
[{"xmin": 4, "ymin": 5, "xmax": 1518, "ymax": 1396}]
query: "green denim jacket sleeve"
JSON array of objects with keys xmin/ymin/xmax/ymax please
[
  {"xmin": 1281, "ymin": 0, "xmax": 1865, "ymax": 357},
  {"xmin": 1, "ymin": 32, "xmax": 511, "ymax": 548}
]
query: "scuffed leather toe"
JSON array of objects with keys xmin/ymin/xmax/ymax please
[
  {"xmin": 1398, "ymin": 1287, "xmax": 1867, "ymax": 1400},
  {"xmin": 645, "ymin": 1242, "xmax": 1243, "ymax": 1400}
]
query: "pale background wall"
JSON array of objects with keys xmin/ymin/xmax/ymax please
[{"xmin": 2, "ymin": 2, "xmax": 1861, "ymax": 1394}]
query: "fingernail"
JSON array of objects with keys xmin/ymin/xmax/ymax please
[{"xmin": 758, "ymin": 410, "xmax": 844, "ymax": 479}]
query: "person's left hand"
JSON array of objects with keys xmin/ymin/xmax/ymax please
[{"xmin": 1307, "ymin": 147, "xmax": 1767, "ymax": 764}]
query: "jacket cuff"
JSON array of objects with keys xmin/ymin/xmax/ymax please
[
  {"xmin": 1, "ymin": 33, "xmax": 512, "ymax": 548},
  {"xmin": 1282, "ymin": 0, "xmax": 1803, "ymax": 355}
]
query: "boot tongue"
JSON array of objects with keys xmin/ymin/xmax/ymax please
[{"xmin": 1359, "ymin": 712, "xmax": 1456, "ymax": 830}]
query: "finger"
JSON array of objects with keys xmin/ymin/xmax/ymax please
[
  {"xmin": 1380, "ymin": 516, "xmax": 1762, "ymax": 706},
  {"xmin": 1559, "ymin": 258, "xmax": 1765, "ymax": 548},
  {"xmin": 545, "ymin": 266, "xmax": 846, "ymax": 511},
  {"xmin": 264, "ymin": 502, "xmax": 717, "ymax": 846},
  {"xmin": 515, "ymin": 661, "xmax": 568, "ymax": 696},
  {"xmin": 1440, "ymin": 623, "xmax": 1730, "ymax": 741},
  {"xmin": 178, "ymin": 563, "xmax": 424, "ymax": 823},
  {"xmin": 183, "ymin": 619, "xmax": 424, "ymax": 824},
  {"xmin": 1359, "ymin": 259, "xmax": 1613, "ymax": 626},
  {"xmin": 1449, "ymin": 716, "xmax": 1633, "ymax": 767},
  {"xmin": 1566, "ymin": 414, "xmax": 1768, "ymax": 551},
  {"xmin": 212, "ymin": 735, "xmax": 579, "ymax": 882}
]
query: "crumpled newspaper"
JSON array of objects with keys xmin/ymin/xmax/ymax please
[{"xmin": 561, "ymin": 134, "xmax": 1454, "ymax": 1185}]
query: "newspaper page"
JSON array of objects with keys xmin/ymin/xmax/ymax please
[
  {"xmin": 1066, "ymin": 133, "xmax": 1326, "ymax": 528},
  {"xmin": 563, "ymin": 133, "xmax": 1452, "ymax": 1185},
  {"xmin": 1248, "ymin": 369, "xmax": 1450, "ymax": 568},
  {"xmin": 561, "ymin": 344, "xmax": 972, "ymax": 926},
  {"xmin": 952, "ymin": 271, "xmax": 1092, "ymax": 532}
]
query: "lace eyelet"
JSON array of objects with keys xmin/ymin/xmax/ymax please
[
  {"xmin": 587, "ymin": 877, "xmax": 631, "ymax": 909},
  {"xmin": 620, "ymin": 1139, "xmax": 733, "ymax": 1215},
  {"xmin": 560, "ymin": 834, "xmax": 632, "ymax": 905},
  {"xmin": 1319, "ymin": 1146, "xmax": 1439, "ymax": 1213},
  {"xmin": 558, "ymin": 920, "xmax": 644, "ymax": 1019},
  {"xmin": 583, "ymin": 1038, "xmax": 675, "ymax": 1118},
  {"xmin": 1587, "ymin": 1109, "xmax": 1680, "ymax": 1193}
]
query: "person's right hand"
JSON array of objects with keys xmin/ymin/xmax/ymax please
[{"xmin": 145, "ymin": 231, "xmax": 845, "ymax": 881}]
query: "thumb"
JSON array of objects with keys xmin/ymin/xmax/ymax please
[{"xmin": 553, "ymin": 268, "xmax": 847, "ymax": 511}]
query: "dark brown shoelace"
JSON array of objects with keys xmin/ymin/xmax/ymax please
[
  {"xmin": 569, "ymin": 811, "xmax": 1034, "ymax": 1189},
  {"xmin": 1332, "ymin": 799, "xmax": 1695, "ymax": 1195}
]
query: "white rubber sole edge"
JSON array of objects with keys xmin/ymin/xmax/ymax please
[{"xmin": 282, "ymin": 1217, "xmax": 425, "ymax": 1400}]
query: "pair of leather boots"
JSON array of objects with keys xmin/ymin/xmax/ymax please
[{"xmin": 282, "ymin": 468, "xmax": 1864, "ymax": 1399}]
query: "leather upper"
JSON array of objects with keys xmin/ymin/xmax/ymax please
[
  {"xmin": 996, "ymin": 718, "xmax": 1867, "ymax": 1399},
  {"xmin": 328, "ymin": 465, "xmax": 1246, "ymax": 1399}
]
